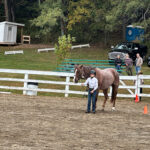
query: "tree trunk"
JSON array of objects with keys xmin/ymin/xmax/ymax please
[
  {"xmin": 4, "ymin": 0, "xmax": 9, "ymax": 21},
  {"xmin": 104, "ymin": 30, "xmax": 107, "ymax": 45},
  {"xmin": 60, "ymin": 18, "xmax": 65, "ymax": 36},
  {"xmin": 11, "ymin": 0, "xmax": 15, "ymax": 22},
  {"xmin": 122, "ymin": 24, "xmax": 126, "ymax": 41},
  {"xmin": 122, "ymin": 18, "xmax": 126, "ymax": 41},
  {"xmin": 38, "ymin": 0, "xmax": 41, "ymax": 6},
  {"xmin": 4, "ymin": 0, "xmax": 15, "ymax": 22}
]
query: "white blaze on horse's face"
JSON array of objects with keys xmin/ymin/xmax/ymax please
[{"xmin": 73, "ymin": 69, "xmax": 77, "ymax": 82}]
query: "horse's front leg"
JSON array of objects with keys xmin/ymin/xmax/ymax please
[{"xmin": 102, "ymin": 89, "xmax": 108, "ymax": 111}]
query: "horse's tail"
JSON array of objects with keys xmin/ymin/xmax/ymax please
[
  {"xmin": 111, "ymin": 69, "xmax": 119, "ymax": 103},
  {"xmin": 113, "ymin": 68, "xmax": 120, "ymax": 86}
]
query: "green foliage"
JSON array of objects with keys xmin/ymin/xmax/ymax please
[
  {"xmin": 55, "ymin": 35, "xmax": 75, "ymax": 65},
  {"xmin": 32, "ymin": 0, "xmax": 63, "ymax": 35},
  {"xmin": 106, "ymin": 0, "xmax": 150, "ymax": 32},
  {"xmin": 67, "ymin": 0, "xmax": 94, "ymax": 30}
]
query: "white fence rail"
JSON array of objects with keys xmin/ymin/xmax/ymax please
[
  {"xmin": 0, "ymin": 69, "xmax": 149, "ymax": 98},
  {"xmin": 37, "ymin": 44, "xmax": 90, "ymax": 53},
  {"xmin": 37, "ymin": 48, "xmax": 55, "ymax": 53},
  {"xmin": 4, "ymin": 50, "xmax": 24, "ymax": 55},
  {"xmin": 71, "ymin": 44, "xmax": 90, "ymax": 49}
]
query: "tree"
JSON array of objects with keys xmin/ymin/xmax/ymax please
[
  {"xmin": 67, "ymin": 0, "xmax": 102, "ymax": 42},
  {"xmin": 106, "ymin": 0, "xmax": 150, "ymax": 40},
  {"xmin": 32, "ymin": 0, "xmax": 69, "ymax": 36},
  {"xmin": 67, "ymin": 0, "xmax": 94, "ymax": 30},
  {"xmin": 1, "ymin": 0, "xmax": 149, "ymax": 44}
]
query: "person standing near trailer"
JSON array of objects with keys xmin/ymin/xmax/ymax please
[
  {"xmin": 135, "ymin": 53, "xmax": 143, "ymax": 75},
  {"xmin": 124, "ymin": 54, "xmax": 133, "ymax": 76},
  {"xmin": 114, "ymin": 55, "xmax": 122, "ymax": 74}
]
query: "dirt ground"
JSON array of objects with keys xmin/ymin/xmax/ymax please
[{"xmin": 0, "ymin": 94, "xmax": 150, "ymax": 150}]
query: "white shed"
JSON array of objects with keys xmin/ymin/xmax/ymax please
[{"xmin": 0, "ymin": 21, "xmax": 25, "ymax": 45}]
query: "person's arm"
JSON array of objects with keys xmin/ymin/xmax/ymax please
[
  {"xmin": 114, "ymin": 59, "xmax": 117, "ymax": 66},
  {"xmin": 81, "ymin": 78, "xmax": 89, "ymax": 86},
  {"xmin": 142, "ymin": 79, "xmax": 144, "ymax": 84},
  {"xmin": 120, "ymin": 59, "xmax": 122, "ymax": 66},
  {"xmin": 139, "ymin": 57, "xmax": 143, "ymax": 66},
  {"xmin": 135, "ymin": 58, "xmax": 137, "ymax": 66},
  {"xmin": 124, "ymin": 59, "xmax": 126, "ymax": 65}
]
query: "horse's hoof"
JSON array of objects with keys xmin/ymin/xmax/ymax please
[
  {"xmin": 110, "ymin": 99, "xmax": 113, "ymax": 103},
  {"xmin": 111, "ymin": 107, "xmax": 116, "ymax": 111},
  {"xmin": 101, "ymin": 108, "xmax": 105, "ymax": 112}
]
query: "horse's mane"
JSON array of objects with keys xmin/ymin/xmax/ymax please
[{"xmin": 82, "ymin": 65, "xmax": 96, "ymax": 79}]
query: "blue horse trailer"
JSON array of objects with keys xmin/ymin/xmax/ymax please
[{"xmin": 126, "ymin": 25, "xmax": 144, "ymax": 42}]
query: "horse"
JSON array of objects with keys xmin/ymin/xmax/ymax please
[{"xmin": 73, "ymin": 65, "xmax": 119, "ymax": 111}]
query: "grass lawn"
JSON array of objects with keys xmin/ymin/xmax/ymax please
[{"xmin": 0, "ymin": 45, "xmax": 150, "ymax": 74}]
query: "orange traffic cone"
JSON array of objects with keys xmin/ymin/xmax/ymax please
[
  {"xmin": 144, "ymin": 105, "xmax": 148, "ymax": 114},
  {"xmin": 135, "ymin": 94, "xmax": 139, "ymax": 103}
]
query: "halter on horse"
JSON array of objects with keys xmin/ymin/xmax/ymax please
[{"xmin": 74, "ymin": 65, "xmax": 119, "ymax": 111}]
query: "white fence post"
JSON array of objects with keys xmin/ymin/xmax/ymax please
[
  {"xmin": 23, "ymin": 73, "xmax": 28, "ymax": 95},
  {"xmin": 137, "ymin": 75, "xmax": 140, "ymax": 97},
  {"xmin": 135, "ymin": 75, "xmax": 138, "ymax": 96},
  {"xmin": 65, "ymin": 76, "xmax": 70, "ymax": 97}
]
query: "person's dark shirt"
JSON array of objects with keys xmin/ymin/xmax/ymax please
[{"xmin": 114, "ymin": 58, "xmax": 122, "ymax": 66}]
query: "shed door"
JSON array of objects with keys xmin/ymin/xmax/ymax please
[
  {"xmin": 4, "ymin": 24, "xmax": 17, "ymax": 43},
  {"xmin": 7, "ymin": 26, "xmax": 13, "ymax": 42}
]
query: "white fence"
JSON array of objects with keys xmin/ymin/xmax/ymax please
[
  {"xmin": 0, "ymin": 69, "xmax": 150, "ymax": 98},
  {"xmin": 37, "ymin": 44, "xmax": 90, "ymax": 53},
  {"xmin": 37, "ymin": 48, "xmax": 55, "ymax": 53},
  {"xmin": 4, "ymin": 50, "xmax": 24, "ymax": 55},
  {"xmin": 71, "ymin": 44, "xmax": 90, "ymax": 49}
]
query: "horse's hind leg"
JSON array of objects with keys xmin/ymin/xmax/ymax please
[
  {"xmin": 102, "ymin": 89, "xmax": 108, "ymax": 111},
  {"xmin": 111, "ymin": 84, "xmax": 118, "ymax": 111}
]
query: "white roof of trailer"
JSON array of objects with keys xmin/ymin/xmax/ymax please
[
  {"xmin": 127, "ymin": 25, "xmax": 143, "ymax": 28},
  {"xmin": 0, "ymin": 21, "xmax": 25, "ymax": 27},
  {"xmin": 127, "ymin": 25, "xmax": 134, "ymax": 28},
  {"xmin": 136, "ymin": 26, "xmax": 144, "ymax": 28}
]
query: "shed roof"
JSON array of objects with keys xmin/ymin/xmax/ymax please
[{"xmin": 0, "ymin": 21, "xmax": 25, "ymax": 27}]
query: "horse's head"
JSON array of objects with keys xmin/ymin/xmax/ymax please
[{"xmin": 73, "ymin": 65, "xmax": 85, "ymax": 83}]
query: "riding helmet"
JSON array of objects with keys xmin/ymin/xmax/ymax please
[{"xmin": 90, "ymin": 70, "xmax": 96, "ymax": 75}]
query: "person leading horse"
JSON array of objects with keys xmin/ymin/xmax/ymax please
[{"xmin": 74, "ymin": 65, "xmax": 119, "ymax": 111}]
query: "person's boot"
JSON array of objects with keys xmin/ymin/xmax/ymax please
[{"xmin": 85, "ymin": 111, "xmax": 90, "ymax": 113}]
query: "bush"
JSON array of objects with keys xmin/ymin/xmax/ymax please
[{"xmin": 55, "ymin": 35, "xmax": 75, "ymax": 65}]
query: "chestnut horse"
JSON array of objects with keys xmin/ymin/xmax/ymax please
[{"xmin": 74, "ymin": 65, "xmax": 119, "ymax": 111}]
